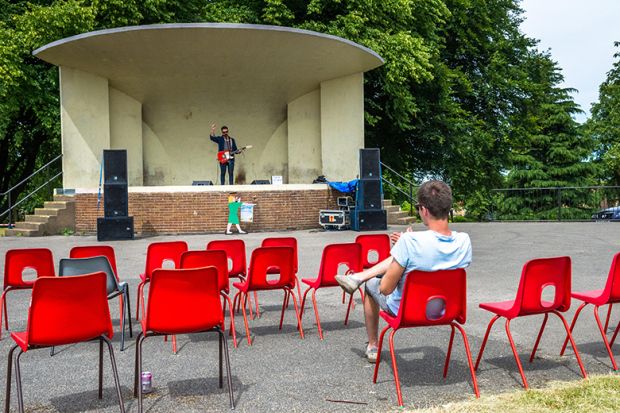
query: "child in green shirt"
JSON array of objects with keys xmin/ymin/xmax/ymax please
[{"xmin": 226, "ymin": 194, "xmax": 247, "ymax": 235}]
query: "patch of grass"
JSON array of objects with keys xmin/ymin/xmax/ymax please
[{"xmin": 419, "ymin": 375, "xmax": 620, "ymax": 413}]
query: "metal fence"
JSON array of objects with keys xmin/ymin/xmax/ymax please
[{"xmin": 488, "ymin": 186, "xmax": 620, "ymax": 221}]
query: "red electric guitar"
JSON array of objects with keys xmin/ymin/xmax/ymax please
[{"xmin": 217, "ymin": 145, "xmax": 252, "ymax": 164}]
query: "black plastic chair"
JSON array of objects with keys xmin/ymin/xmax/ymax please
[{"xmin": 58, "ymin": 256, "xmax": 133, "ymax": 351}]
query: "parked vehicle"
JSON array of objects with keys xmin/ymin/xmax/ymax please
[{"xmin": 592, "ymin": 206, "xmax": 620, "ymax": 221}]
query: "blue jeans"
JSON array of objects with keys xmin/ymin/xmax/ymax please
[{"xmin": 220, "ymin": 161, "xmax": 234, "ymax": 185}]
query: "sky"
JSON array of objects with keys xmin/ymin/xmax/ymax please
[{"xmin": 519, "ymin": 0, "xmax": 620, "ymax": 123}]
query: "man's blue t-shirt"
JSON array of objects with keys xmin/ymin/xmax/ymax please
[{"xmin": 386, "ymin": 230, "xmax": 472, "ymax": 315}]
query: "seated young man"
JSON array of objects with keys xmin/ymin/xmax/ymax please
[{"xmin": 335, "ymin": 180, "xmax": 472, "ymax": 362}]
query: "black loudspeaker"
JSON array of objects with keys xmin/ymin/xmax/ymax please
[
  {"xmin": 103, "ymin": 184, "xmax": 128, "ymax": 217},
  {"xmin": 251, "ymin": 180, "xmax": 271, "ymax": 185},
  {"xmin": 357, "ymin": 179, "xmax": 382, "ymax": 210},
  {"xmin": 192, "ymin": 180, "xmax": 213, "ymax": 186},
  {"xmin": 360, "ymin": 148, "xmax": 381, "ymax": 179},
  {"xmin": 97, "ymin": 217, "xmax": 134, "ymax": 241},
  {"xmin": 103, "ymin": 150, "xmax": 128, "ymax": 184},
  {"xmin": 351, "ymin": 209, "xmax": 387, "ymax": 231}
]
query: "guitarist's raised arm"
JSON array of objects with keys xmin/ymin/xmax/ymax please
[{"xmin": 209, "ymin": 123, "xmax": 219, "ymax": 142}]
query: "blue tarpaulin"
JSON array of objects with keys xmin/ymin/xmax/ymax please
[{"xmin": 327, "ymin": 179, "xmax": 358, "ymax": 193}]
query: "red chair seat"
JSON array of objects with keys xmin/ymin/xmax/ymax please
[
  {"xmin": 301, "ymin": 277, "xmax": 320, "ymax": 288},
  {"xmin": 10, "ymin": 332, "xmax": 28, "ymax": 352},
  {"xmin": 139, "ymin": 273, "xmax": 147, "ymax": 282},
  {"xmin": 479, "ymin": 299, "xmax": 556, "ymax": 318},
  {"xmin": 571, "ymin": 289, "xmax": 605, "ymax": 304}
]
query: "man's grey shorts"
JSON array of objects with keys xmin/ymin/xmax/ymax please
[{"xmin": 365, "ymin": 277, "xmax": 395, "ymax": 316}]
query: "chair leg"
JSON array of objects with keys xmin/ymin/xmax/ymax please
[
  {"xmin": 560, "ymin": 302, "xmax": 587, "ymax": 355},
  {"xmin": 443, "ymin": 325, "xmax": 456, "ymax": 378},
  {"xmin": 99, "ymin": 338, "xmax": 104, "ymax": 399},
  {"xmin": 218, "ymin": 327, "xmax": 223, "ymax": 388},
  {"xmin": 388, "ymin": 329, "xmax": 404, "ymax": 407},
  {"xmin": 218, "ymin": 327, "xmax": 235, "ymax": 409},
  {"xmin": 592, "ymin": 305, "xmax": 618, "ymax": 370},
  {"xmin": 118, "ymin": 295, "xmax": 124, "ymax": 340},
  {"xmin": 605, "ymin": 303, "xmax": 613, "ymax": 332},
  {"xmin": 124, "ymin": 286, "xmax": 133, "ymax": 338},
  {"xmin": 172, "ymin": 335, "xmax": 177, "ymax": 354},
  {"xmin": 133, "ymin": 333, "xmax": 144, "ymax": 398},
  {"xmin": 474, "ymin": 314, "xmax": 500, "ymax": 371},
  {"xmin": 222, "ymin": 294, "xmax": 238, "ymax": 348},
  {"xmin": 552, "ymin": 310, "xmax": 587, "ymax": 378},
  {"xmin": 310, "ymin": 289, "xmax": 323, "ymax": 340},
  {"xmin": 372, "ymin": 325, "xmax": 391, "ymax": 383},
  {"xmin": 295, "ymin": 276, "xmax": 302, "ymax": 303},
  {"xmin": 453, "ymin": 323, "xmax": 481, "ymax": 398},
  {"xmin": 102, "ymin": 336, "xmax": 125, "ymax": 413},
  {"xmin": 15, "ymin": 350, "xmax": 24, "ymax": 413},
  {"xmin": 135, "ymin": 281, "xmax": 143, "ymax": 321},
  {"xmin": 287, "ymin": 287, "xmax": 305, "ymax": 339},
  {"xmin": 300, "ymin": 286, "xmax": 312, "ymax": 319},
  {"xmin": 4, "ymin": 344, "xmax": 18, "ymax": 413},
  {"xmin": 505, "ymin": 318, "xmax": 529, "ymax": 389},
  {"xmin": 253, "ymin": 291, "xmax": 260, "ymax": 319},
  {"xmin": 240, "ymin": 293, "xmax": 253, "ymax": 346},
  {"xmin": 136, "ymin": 334, "xmax": 145, "ymax": 413},
  {"xmin": 344, "ymin": 292, "xmax": 354, "ymax": 326},
  {"xmin": 529, "ymin": 313, "xmax": 549, "ymax": 362},
  {"xmin": 610, "ymin": 319, "xmax": 620, "ymax": 347},
  {"xmin": 119, "ymin": 296, "xmax": 126, "ymax": 352},
  {"xmin": 0, "ymin": 289, "xmax": 9, "ymax": 338},
  {"xmin": 279, "ymin": 291, "xmax": 287, "ymax": 330}
]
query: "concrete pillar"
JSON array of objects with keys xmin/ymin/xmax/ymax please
[
  {"xmin": 320, "ymin": 72, "xmax": 364, "ymax": 182},
  {"xmin": 287, "ymin": 89, "xmax": 321, "ymax": 184},
  {"xmin": 60, "ymin": 67, "xmax": 110, "ymax": 188},
  {"xmin": 109, "ymin": 87, "xmax": 143, "ymax": 185}
]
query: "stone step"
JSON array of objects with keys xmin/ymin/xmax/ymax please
[
  {"xmin": 388, "ymin": 211, "xmax": 410, "ymax": 220},
  {"xmin": 5, "ymin": 228, "xmax": 40, "ymax": 237},
  {"xmin": 383, "ymin": 205, "xmax": 400, "ymax": 213},
  {"xmin": 53, "ymin": 194, "xmax": 75, "ymax": 202},
  {"xmin": 34, "ymin": 208, "xmax": 60, "ymax": 216},
  {"xmin": 14, "ymin": 221, "xmax": 43, "ymax": 231},
  {"xmin": 382, "ymin": 199, "xmax": 392, "ymax": 207},
  {"xmin": 395, "ymin": 216, "xmax": 416, "ymax": 225},
  {"xmin": 44, "ymin": 201, "xmax": 70, "ymax": 209},
  {"xmin": 26, "ymin": 215, "xmax": 51, "ymax": 223}
]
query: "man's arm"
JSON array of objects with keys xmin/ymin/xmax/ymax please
[
  {"xmin": 210, "ymin": 123, "xmax": 218, "ymax": 142},
  {"xmin": 379, "ymin": 259, "xmax": 406, "ymax": 295}
]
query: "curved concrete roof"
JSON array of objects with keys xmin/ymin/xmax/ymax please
[{"xmin": 33, "ymin": 23, "xmax": 384, "ymax": 104}]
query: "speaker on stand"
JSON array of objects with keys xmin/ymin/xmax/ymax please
[
  {"xmin": 351, "ymin": 148, "xmax": 387, "ymax": 231},
  {"xmin": 97, "ymin": 149, "xmax": 134, "ymax": 241}
]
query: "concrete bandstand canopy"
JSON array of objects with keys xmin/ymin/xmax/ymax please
[{"xmin": 34, "ymin": 23, "xmax": 384, "ymax": 187}]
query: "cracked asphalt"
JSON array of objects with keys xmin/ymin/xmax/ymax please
[{"xmin": 0, "ymin": 222, "xmax": 619, "ymax": 412}]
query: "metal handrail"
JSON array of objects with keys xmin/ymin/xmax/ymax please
[
  {"xmin": 380, "ymin": 161, "xmax": 416, "ymax": 215},
  {"xmin": 0, "ymin": 154, "xmax": 62, "ymax": 227}
]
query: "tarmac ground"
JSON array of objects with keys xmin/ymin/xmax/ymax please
[{"xmin": 0, "ymin": 222, "xmax": 619, "ymax": 412}]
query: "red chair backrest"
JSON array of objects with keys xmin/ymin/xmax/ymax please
[
  {"xmin": 70, "ymin": 245, "xmax": 118, "ymax": 280},
  {"xmin": 245, "ymin": 246, "xmax": 295, "ymax": 290},
  {"xmin": 514, "ymin": 256, "xmax": 572, "ymax": 316},
  {"xmin": 28, "ymin": 272, "xmax": 113, "ymax": 346},
  {"xmin": 4, "ymin": 248, "xmax": 55, "ymax": 289},
  {"xmin": 261, "ymin": 237, "xmax": 298, "ymax": 273},
  {"xmin": 355, "ymin": 234, "xmax": 391, "ymax": 269},
  {"xmin": 145, "ymin": 267, "xmax": 222, "ymax": 334},
  {"xmin": 317, "ymin": 243, "xmax": 362, "ymax": 287},
  {"xmin": 144, "ymin": 241, "xmax": 188, "ymax": 280},
  {"xmin": 180, "ymin": 250, "xmax": 229, "ymax": 293},
  {"xmin": 602, "ymin": 252, "xmax": 620, "ymax": 302},
  {"xmin": 393, "ymin": 269, "xmax": 467, "ymax": 327},
  {"xmin": 207, "ymin": 239, "xmax": 246, "ymax": 277}
]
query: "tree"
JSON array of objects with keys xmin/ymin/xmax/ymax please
[{"xmin": 587, "ymin": 42, "xmax": 620, "ymax": 186}]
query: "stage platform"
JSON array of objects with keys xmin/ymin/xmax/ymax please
[{"xmin": 74, "ymin": 184, "xmax": 342, "ymax": 235}]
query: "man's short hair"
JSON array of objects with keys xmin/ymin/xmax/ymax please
[
  {"xmin": 417, "ymin": 180, "xmax": 452, "ymax": 220},
  {"xmin": 221, "ymin": 126, "xmax": 228, "ymax": 132}
]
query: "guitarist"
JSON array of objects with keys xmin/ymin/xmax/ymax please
[{"xmin": 210, "ymin": 124, "xmax": 238, "ymax": 185}]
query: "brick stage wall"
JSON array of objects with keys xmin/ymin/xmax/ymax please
[{"xmin": 75, "ymin": 185, "xmax": 341, "ymax": 235}]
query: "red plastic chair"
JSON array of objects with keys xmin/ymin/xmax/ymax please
[
  {"xmin": 373, "ymin": 269, "xmax": 479, "ymax": 407},
  {"xmin": 232, "ymin": 246, "xmax": 304, "ymax": 345},
  {"xmin": 135, "ymin": 241, "xmax": 188, "ymax": 321},
  {"xmin": 475, "ymin": 256, "xmax": 587, "ymax": 389},
  {"xmin": 559, "ymin": 252, "xmax": 620, "ymax": 370},
  {"xmin": 70, "ymin": 245, "xmax": 132, "ymax": 348},
  {"xmin": 4, "ymin": 273, "xmax": 125, "ymax": 413},
  {"xmin": 1, "ymin": 248, "xmax": 55, "ymax": 340},
  {"xmin": 355, "ymin": 234, "xmax": 391, "ymax": 269},
  {"xmin": 300, "ymin": 243, "xmax": 362, "ymax": 340},
  {"xmin": 207, "ymin": 239, "xmax": 259, "ymax": 317},
  {"xmin": 133, "ymin": 267, "xmax": 234, "ymax": 411},
  {"xmin": 261, "ymin": 237, "xmax": 302, "ymax": 302},
  {"xmin": 180, "ymin": 250, "xmax": 238, "ymax": 349}
]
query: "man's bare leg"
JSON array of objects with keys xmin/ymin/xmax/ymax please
[{"xmin": 335, "ymin": 256, "xmax": 392, "ymax": 294}]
